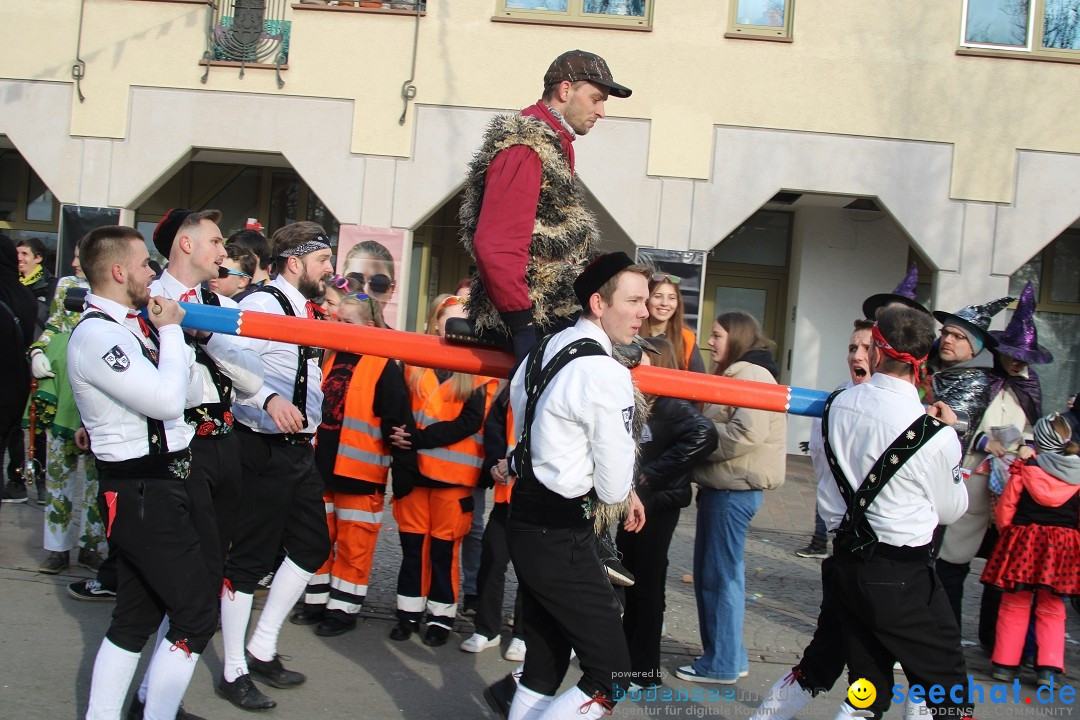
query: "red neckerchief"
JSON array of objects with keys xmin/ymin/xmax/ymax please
[{"xmin": 872, "ymin": 323, "xmax": 927, "ymax": 383}]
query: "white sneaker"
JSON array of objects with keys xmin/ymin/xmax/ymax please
[
  {"xmin": 460, "ymin": 632, "xmax": 500, "ymax": 653},
  {"xmin": 504, "ymin": 637, "xmax": 526, "ymax": 662}
]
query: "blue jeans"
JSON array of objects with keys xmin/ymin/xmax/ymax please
[
  {"xmin": 691, "ymin": 488, "xmax": 763, "ymax": 681},
  {"xmin": 813, "ymin": 505, "xmax": 827, "ymax": 544},
  {"xmin": 460, "ymin": 486, "xmax": 487, "ymax": 596}
]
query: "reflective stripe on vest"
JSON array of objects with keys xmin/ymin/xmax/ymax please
[
  {"xmin": 334, "ymin": 354, "xmax": 392, "ymax": 484},
  {"xmin": 409, "ymin": 367, "xmax": 497, "ymax": 487}
]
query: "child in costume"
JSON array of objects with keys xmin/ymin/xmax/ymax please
[{"xmin": 982, "ymin": 413, "xmax": 1080, "ymax": 688}]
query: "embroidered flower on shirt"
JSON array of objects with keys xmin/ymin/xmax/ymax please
[
  {"xmin": 868, "ymin": 473, "xmax": 877, "ymax": 483},
  {"xmin": 889, "ymin": 454, "xmax": 900, "ymax": 465},
  {"xmin": 906, "ymin": 430, "xmax": 916, "ymax": 441},
  {"xmin": 168, "ymin": 456, "xmax": 191, "ymax": 480}
]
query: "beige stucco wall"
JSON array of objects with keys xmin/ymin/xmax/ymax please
[{"xmin": 6, "ymin": 0, "xmax": 1080, "ymax": 206}]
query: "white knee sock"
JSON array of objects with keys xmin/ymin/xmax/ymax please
[
  {"xmin": 247, "ymin": 558, "xmax": 312, "ymax": 662},
  {"xmin": 85, "ymin": 638, "xmax": 140, "ymax": 720},
  {"xmin": 750, "ymin": 671, "xmax": 814, "ymax": 720},
  {"xmin": 508, "ymin": 683, "xmax": 553, "ymax": 720},
  {"xmin": 136, "ymin": 616, "xmax": 170, "ymax": 703},
  {"xmin": 539, "ymin": 686, "xmax": 608, "ymax": 720},
  {"xmin": 834, "ymin": 701, "xmax": 867, "ymax": 720},
  {"xmin": 142, "ymin": 637, "xmax": 200, "ymax": 720},
  {"xmin": 221, "ymin": 589, "xmax": 254, "ymax": 682}
]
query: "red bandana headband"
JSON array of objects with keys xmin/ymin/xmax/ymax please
[{"xmin": 871, "ymin": 323, "xmax": 927, "ymax": 383}]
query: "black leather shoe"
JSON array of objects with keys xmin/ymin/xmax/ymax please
[
  {"xmin": 216, "ymin": 674, "xmax": 276, "ymax": 711},
  {"xmin": 245, "ymin": 651, "xmax": 306, "ymax": 689},
  {"xmin": 314, "ymin": 612, "xmax": 356, "ymax": 637},
  {"xmin": 483, "ymin": 674, "xmax": 518, "ymax": 719},
  {"xmin": 289, "ymin": 604, "xmax": 325, "ymax": 626},
  {"xmin": 423, "ymin": 624, "xmax": 450, "ymax": 647},
  {"xmin": 389, "ymin": 619, "xmax": 419, "ymax": 641}
]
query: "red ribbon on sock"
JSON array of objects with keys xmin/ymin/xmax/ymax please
[{"xmin": 103, "ymin": 491, "xmax": 118, "ymax": 538}]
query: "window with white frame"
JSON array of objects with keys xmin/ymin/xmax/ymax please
[
  {"xmin": 727, "ymin": 0, "xmax": 795, "ymax": 40},
  {"xmin": 962, "ymin": 0, "xmax": 1080, "ymax": 55},
  {"xmin": 494, "ymin": 0, "xmax": 652, "ymax": 29}
]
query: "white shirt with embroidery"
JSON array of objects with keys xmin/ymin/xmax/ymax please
[
  {"xmin": 231, "ymin": 276, "xmax": 324, "ymax": 434},
  {"xmin": 67, "ymin": 294, "xmax": 198, "ymax": 462},
  {"xmin": 509, "ymin": 316, "xmax": 635, "ymax": 504},
  {"xmin": 812, "ymin": 372, "xmax": 968, "ymax": 548},
  {"xmin": 150, "ymin": 270, "xmax": 263, "ymax": 405}
]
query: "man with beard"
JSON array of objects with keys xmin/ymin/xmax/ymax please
[
  {"xmin": 923, "ymin": 297, "xmax": 1013, "ymax": 628},
  {"xmin": 461, "ymin": 50, "xmax": 632, "ymax": 360},
  {"xmin": 68, "ymin": 226, "xmax": 213, "ymax": 720},
  {"xmin": 104, "ymin": 210, "xmax": 264, "ymax": 717},
  {"xmin": 217, "ymin": 222, "xmax": 333, "ymax": 711}
]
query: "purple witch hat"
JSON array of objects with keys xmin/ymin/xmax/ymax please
[
  {"xmin": 862, "ymin": 263, "xmax": 931, "ymax": 320},
  {"xmin": 932, "ymin": 295, "xmax": 1014, "ymax": 352},
  {"xmin": 990, "ymin": 282, "xmax": 1053, "ymax": 365}
]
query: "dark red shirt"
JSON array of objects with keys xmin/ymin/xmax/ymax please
[{"xmin": 472, "ymin": 102, "xmax": 576, "ymax": 315}]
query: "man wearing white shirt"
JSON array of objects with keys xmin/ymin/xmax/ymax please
[
  {"xmin": 149, "ymin": 209, "xmax": 263, "ymax": 561},
  {"xmin": 102, "ymin": 209, "xmax": 265, "ymax": 719},
  {"xmin": 487, "ymin": 252, "xmax": 647, "ymax": 720},
  {"xmin": 217, "ymin": 222, "xmax": 333, "ymax": 712},
  {"xmin": 813, "ymin": 304, "xmax": 971, "ymax": 720},
  {"xmin": 69, "ymin": 225, "xmax": 214, "ymax": 720}
]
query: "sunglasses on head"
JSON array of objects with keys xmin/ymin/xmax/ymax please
[
  {"xmin": 437, "ymin": 295, "xmax": 467, "ymax": 312},
  {"xmin": 328, "ymin": 274, "xmax": 351, "ymax": 291},
  {"xmin": 652, "ymin": 273, "xmax": 681, "ymax": 285},
  {"xmin": 347, "ymin": 272, "xmax": 395, "ymax": 295},
  {"xmin": 218, "ymin": 266, "xmax": 252, "ymax": 280}
]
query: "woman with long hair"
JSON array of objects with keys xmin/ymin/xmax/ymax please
[
  {"xmin": 388, "ymin": 294, "xmax": 499, "ymax": 647},
  {"xmin": 642, "ymin": 272, "xmax": 705, "ymax": 372},
  {"xmin": 677, "ymin": 310, "xmax": 787, "ymax": 684},
  {"xmin": 292, "ymin": 292, "xmax": 410, "ymax": 637},
  {"xmin": 617, "ymin": 338, "xmax": 717, "ymax": 687}
]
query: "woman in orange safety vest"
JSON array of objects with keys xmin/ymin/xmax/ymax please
[
  {"xmin": 291, "ymin": 292, "xmax": 412, "ymax": 637},
  {"xmin": 388, "ymin": 294, "xmax": 498, "ymax": 647}
]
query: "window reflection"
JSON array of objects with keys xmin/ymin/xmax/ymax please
[
  {"xmin": 964, "ymin": 0, "xmax": 1030, "ymax": 47},
  {"xmin": 735, "ymin": 0, "xmax": 785, "ymax": 27}
]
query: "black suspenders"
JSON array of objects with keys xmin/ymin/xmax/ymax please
[
  {"xmin": 78, "ymin": 310, "xmax": 166, "ymax": 455},
  {"xmin": 258, "ymin": 285, "xmax": 316, "ymax": 426},
  {"xmin": 821, "ymin": 389, "xmax": 947, "ymax": 558}
]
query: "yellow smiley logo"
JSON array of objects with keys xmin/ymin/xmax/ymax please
[{"xmin": 847, "ymin": 678, "xmax": 876, "ymax": 709}]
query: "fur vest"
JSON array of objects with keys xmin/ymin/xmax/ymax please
[{"xmin": 460, "ymin": 112, "xmax": 599, "ymax": 338}]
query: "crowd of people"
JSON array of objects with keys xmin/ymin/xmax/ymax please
[{"xmin": 1, "ymin": 48, "xmax": 1078, "ymax": 720}]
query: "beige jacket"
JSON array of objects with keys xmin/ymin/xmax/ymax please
[{"xmin": 690, "ymin": 360, "xmax": 788, "ymax": 491}]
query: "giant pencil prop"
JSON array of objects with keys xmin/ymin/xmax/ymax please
[{"xmin": 179, "ymin": 303, "xmax": 829, "ymax": 418}]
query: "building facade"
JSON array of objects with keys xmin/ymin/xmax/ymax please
[{"xmin": 4, "ymin": 0, "xmax": 1078, "ymax": 449}]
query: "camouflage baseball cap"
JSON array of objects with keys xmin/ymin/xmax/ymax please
[{"xmin": 544, "ymin": 50, "xmax": 632, "ymax": 98}]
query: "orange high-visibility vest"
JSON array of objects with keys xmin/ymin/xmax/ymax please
[
  {"xmin": 681, "ymin": 326, "xmax": 698, "ymax": 370},
  {"xmin": 408, "ymin": 367, "xmax": 498, "ymax": 488},
  {"xmin": 494, "ymin": 403, "xmax": 516, "ymax": 505},
  {"xmin": 334, "ymin": 354, "xmax": 392, "ymax": 484}
]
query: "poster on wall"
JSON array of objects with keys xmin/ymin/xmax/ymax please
[
  {"xmin": 336, "ymin": 225, "xmax": 404, "ymax": 329},
  {"xmin": 59, "ymin": 205, "xmax": 121, "ymax": 276},
  {"xmin": 635, "ymin": 248, "xmax": 706, "ymax": 335}
]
